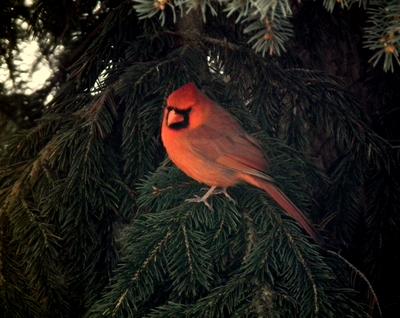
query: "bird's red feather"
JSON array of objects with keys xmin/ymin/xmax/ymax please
[{"xmin": 161, "ymin": 83, "xmax": 319, "ymax": 242}]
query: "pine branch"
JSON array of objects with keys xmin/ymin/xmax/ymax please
[
  {"xmin": 87, "ymin": 139, "xmax": 369, "ymax": 316},
  {"xmin": 364, "ymin": 1, "xmax": 400, "ymax": 72}
]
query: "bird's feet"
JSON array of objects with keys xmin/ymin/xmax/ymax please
[
  {"xmin": 185, "ymin": 185, "xmax": 217, "ymax": 211},
  {"xmin": 214, "ymin": 188, "xmax": 237, "ymax": 205},
  {"xmin": 185, "ymin": 186, "xmax": 236, "ymax": 210},
  {"xmin": 185, "ymin": 195, "xmax": 213, "ymax": 211}
]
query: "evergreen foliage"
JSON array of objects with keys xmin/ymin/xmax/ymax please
[
  {"xmin": 132, "ymin": 0, "xmax": 400, "ymax": 70},
  {"xmin": 1, "ymin": 0, "xmax": 400, "ymax": 317}
]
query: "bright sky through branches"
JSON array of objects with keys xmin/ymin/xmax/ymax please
[
  {"xmin": 0, "ymin": 40, "xmax": 52, "ymax": 94},
  {"xmin": 0, "ymin": 0, "xmax": 52, "ymax": 95}
]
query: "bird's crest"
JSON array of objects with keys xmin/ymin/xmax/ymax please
[{"xmin": 167, "ymin": 82, "xmax": 199, "ymax": 110}]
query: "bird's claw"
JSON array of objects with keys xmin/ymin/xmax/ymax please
[
  {"xmin": 214, "ymin": 189, "xmax": 237, "ymax": 205},
  {"xmin": 186, "ymin": 187, "xmax": 235, "ymax": 210},
  {"xmin": 185, "ymin": 196, "xmax": 213, "ymax": 211},
  {"xmin": 223, "ymin": 192, "xmax": 237, "ymax": 205}
]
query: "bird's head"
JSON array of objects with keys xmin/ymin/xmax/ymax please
[{"xmin": 164, "ymin": 82, "xmax": 208, "ymax": 130}]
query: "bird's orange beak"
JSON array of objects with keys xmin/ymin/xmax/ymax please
[{"xmin": 167, "ymin": 109, "xmax": 184, "ymax": 127}]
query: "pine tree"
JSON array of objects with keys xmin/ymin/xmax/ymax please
[{"xmin": 1, "ymin": 0, "xmax": 400, "ymax": 317}]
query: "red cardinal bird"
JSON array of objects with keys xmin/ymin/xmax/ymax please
[{"xmin": 161, "ymin": 82, "xmax": 319, "ymax": 241}]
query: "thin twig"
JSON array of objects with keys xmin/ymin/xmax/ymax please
[
  {"xmin": 327, "ymin": 250, "xmax": 382, "ymax": 318},
  {"xmin": 163, "ymin": 30, "xmax": 242, "ymax": 51}
]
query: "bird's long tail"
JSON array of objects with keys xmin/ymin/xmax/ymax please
[{"xmin": 242, "ymin": 174, "xmax": 320, "ymax": 242}]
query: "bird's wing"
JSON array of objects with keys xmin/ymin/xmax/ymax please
[{"xmin": 187, "ymin": 124, "xmax": 271, "ymax": 180}]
